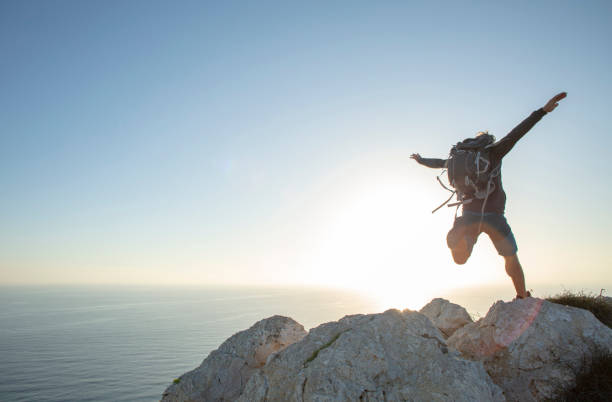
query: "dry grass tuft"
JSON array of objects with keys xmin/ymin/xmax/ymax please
[{"xmin": 546, "ymin": 290, "xmax": 612, "ymax": 329}]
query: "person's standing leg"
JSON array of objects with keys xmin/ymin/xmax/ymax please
[
  {"xmin": 485, "ymin": 214, "xmax": 530, "ymax": 298},
  {"xmin": 504, "ymin": 254, "xmax": 528, "ymax": 298}
]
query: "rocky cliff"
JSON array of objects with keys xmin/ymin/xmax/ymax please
[{"xmin": 161, "ymin": 297, "xmax": 612, "ymax": 401}]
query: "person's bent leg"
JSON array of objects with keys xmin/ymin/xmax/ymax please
[
  {"xmin": 447, "ymin": 217, "xmax": 477, "ymax": 265},
  {"xmin": 450, "ymin": 234, "xmax": 474, "ymax": 264},
  {"xmin": 504, "ymin": 254, "xmax": 528, "ymax": 298}
]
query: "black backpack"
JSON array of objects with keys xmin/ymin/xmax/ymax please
[{"xmin": 432, "ymin": 134, "xmax": 500, "ymax": 213}]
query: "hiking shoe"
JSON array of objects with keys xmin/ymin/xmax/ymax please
[{"xmin": 514, "ymin": 291, "xmax": 532, "ymax": 300}]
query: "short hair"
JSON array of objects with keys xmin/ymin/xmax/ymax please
[
  {"xmin": 476, "ymin": 130, "xmax": 496, "ymax": 142},
  {"xmin": 460, "ymin": 131, "xmax": 496, "ymax": 146}
]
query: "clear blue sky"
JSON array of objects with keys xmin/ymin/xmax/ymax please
[{"xmin": 1, "ymin": 1, "xmax": 611, "ymax": 300}]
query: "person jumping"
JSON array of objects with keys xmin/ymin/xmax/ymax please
[{"xmin": 411, "ymin": 92, "xmax": 567, "ymax": 299}]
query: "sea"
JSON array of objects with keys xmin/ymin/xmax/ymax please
[
  {"xmin": 0, "ymin": 284, "xmax": 606, "ymax": 401},
  {"xmin": 0, "ymin": 285, "xmax": 382, "ymax": 402}
]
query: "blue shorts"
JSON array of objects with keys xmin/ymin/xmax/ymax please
[{"xmin": 446, "ymin": 211, "xmax": 518, "ymax": 257}]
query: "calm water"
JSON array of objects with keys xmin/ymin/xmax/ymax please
[
  {"xmin": 1, "ymin": 283, "xmax": 606, "ymax": 401},
  {"xmin": 0, "ymin": 286, "xmax": 380, "ymax": 402}
]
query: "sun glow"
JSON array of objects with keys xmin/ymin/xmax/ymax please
[{"xmin": 303, "ymin": 170, "xmax": 456, "ymax": 311}]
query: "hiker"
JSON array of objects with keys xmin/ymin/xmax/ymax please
[{"xmin": 411, "ymin": 92, "xmax": 567, "ymax": 299}]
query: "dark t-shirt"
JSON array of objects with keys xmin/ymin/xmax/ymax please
[{"xmin": 419, "ymin": 108, "xmax": 547, "ymax": 214}]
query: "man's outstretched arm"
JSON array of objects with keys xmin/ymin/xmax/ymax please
[
  {"xmin": 493, "ymin": 92, "xmax": 567, "ymax": 159},
  {"xmin": 410, "ymin": 153, "xmax": 447, "ymax": 169}
]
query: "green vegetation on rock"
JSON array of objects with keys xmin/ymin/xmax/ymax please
[
  {"xmin": 556, "ymin": 352, "xmax": 612, "ymax": 402},
  {"xmin": 304, "ymin": 330, "xmax": 347, "ymax": 366}
]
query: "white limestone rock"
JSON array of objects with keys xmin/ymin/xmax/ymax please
[
  {"xmin": 161, "ymin": 315, "xmax": 306, "ymax": 402},
  {"xmin": 238, "ymin": 309, "xmax": 504, "ymax": 402},
  {"xmin": 420, "ymin": 298, "xmax": 473, "ymax": 337},
  {"xmin": 447, "ymin": 298, "xmax": 612, "ymax": 401}
]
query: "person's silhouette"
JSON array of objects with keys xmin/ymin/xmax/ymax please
[{"xmin": 411, "ymin": 92, "xmax": 567, "ymax": 299}]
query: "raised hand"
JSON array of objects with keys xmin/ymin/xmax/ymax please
[
  {"xmin": 410, "ymin": 153, "xmax": 423, "ymax": 163},
  {"xmin": 543, "ymin": 92, "xmax": 567, "ymax": 113}
]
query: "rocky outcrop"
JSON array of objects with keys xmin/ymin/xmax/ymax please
[
  {"xmin": 161, "ymin": 297, "xmax": 612, "ymax": 402},
  {"xmin": 238, "ymin": 309, "xmax": 503, "ymax": 401},
  {"xmin": 420, "ymin": 297, "xmax": 473, "ymax": 337},
  {"xmin": 161, "ymin": 315, "xmax": 306, "ymax": 402},
  {"xmin": 448, "ymin": 298, "xmax": 612, "ymax": 401}
]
